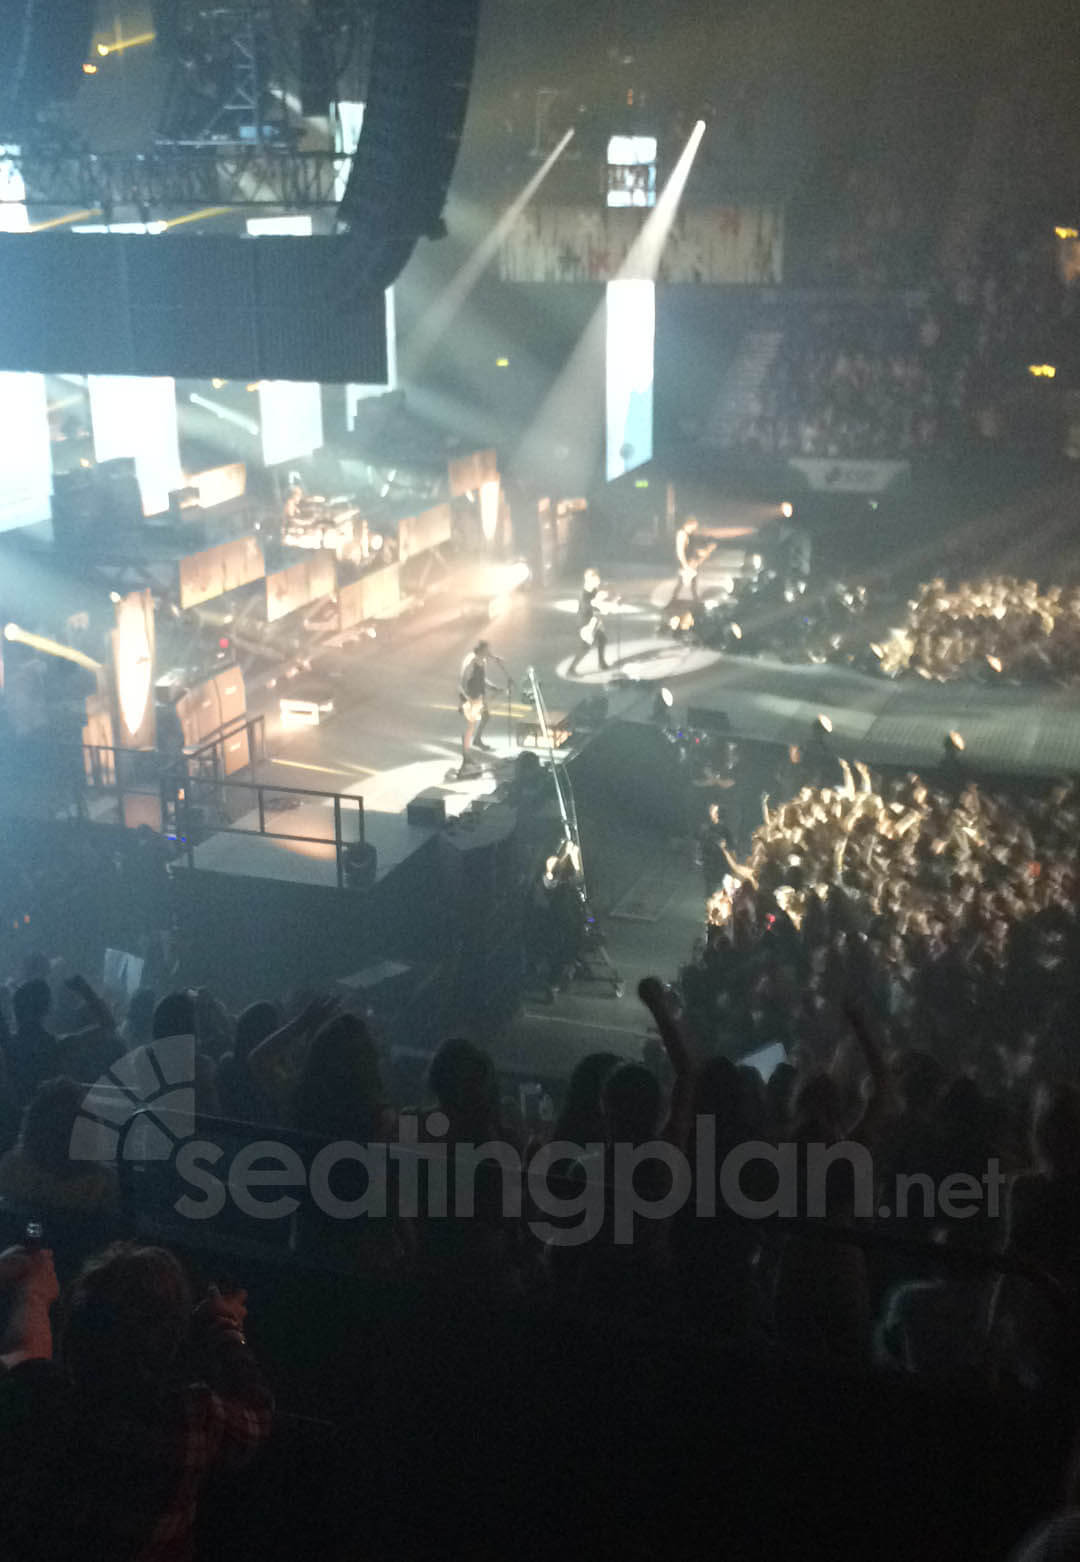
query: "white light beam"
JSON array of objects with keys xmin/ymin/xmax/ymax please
[{"xmin": 404, "ymin": 127, "xmax": 575, "ymax": 376}]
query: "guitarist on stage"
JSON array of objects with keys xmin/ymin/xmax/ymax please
[
  {"xmin": 569, "ymin": 568, "xmax": 611, "ymax": 675},
  {"xmin": 664, "ymin": 514, "xmax": 716, "ymax": 628},
  {"xmin": 458, "ymin": 639, "xmax": 501, "ymax": 772}
]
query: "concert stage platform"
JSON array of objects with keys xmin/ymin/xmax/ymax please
[{"xmin": 181, "ymin": 761, "xmax": 518, "ymax": 890}]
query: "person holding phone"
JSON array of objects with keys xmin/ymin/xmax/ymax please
[{"xmin": 0, "ymin": 1242, "xmax": 273, "ymax": 1560}]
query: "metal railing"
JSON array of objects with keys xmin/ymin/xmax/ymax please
[
  {"xmin": 76, "ymin": 713, "xmax": 265, "ymax": 830},
  {"xmin": 176, "ymin": 773, "xmax": 365, "ymax": 890},
  {"xmin": 80, "ymin": 742, "xmax": 165, "ymax": 829},
  {"xmin": 187, "ymin": 712, "xmax": 267, "ymax": 789},
  {"xmin": 70, "ymin": 734, "xmax": 366, "ymax": 889}
]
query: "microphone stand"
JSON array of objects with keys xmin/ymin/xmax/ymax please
[{"xmin": 490, "ymin": 654, "xmax": 514, "ymax": 755}]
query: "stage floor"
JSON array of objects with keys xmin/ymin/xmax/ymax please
[
  {"xmin": 217, "ymin": 550, "xmax": 1080, "ymax": 1074},
  {"xmin": 251, "ymin": 557, "xmax": 1080, "ymax": 800}
]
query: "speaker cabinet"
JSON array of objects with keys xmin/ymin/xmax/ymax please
[{"xmin": 407, "ymin": 789, "xmax": 447, "ymax": 828}]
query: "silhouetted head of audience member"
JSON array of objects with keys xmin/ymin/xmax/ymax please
[
  {"xmin": 601, "ymin": 1063, "xmax": 661, "ymax": 1148},
  {"xmin": 891, "ymin": 1049, "xmax": 945, "ymax": 1120},
  {"xmin": 294, "ymin": 1012, "xmax": 383, "ymax": 1140},
  {"xmin": 234, "ymin": 1001, "xmax": 280, "ymax": 1065},
  {"xmin": 20, "ymin": 952, "xmax": 52, "ymax": 984},
  {"xmin": 555, "ymin": 1051, "xmax": 620, "ymax": 1145},
  {"xmin": 790, "ymin": 1069, "xmax": 843, "ymax": 1142},
  {"xmin": 691, "ymin": 1055, "xmax": 744, "ymax": 1151},
  {"xmin": 13, "ymin": 978, "xmax": 51, "ymax": 1033},
  {"xmin": 428, "ymin": 1039, "xmax": 498, "ymax": 1139},
  {"xmin": 61, "ymin": 1242, "xmax": 192, "ymax": 1400},
  {"xmin": 152, "ymin": 990, "xmax": 196, "ymax": 1041},
  {"xmin": 15, "ymin": 1076, "xmax": 88, "ymax": 1178}
]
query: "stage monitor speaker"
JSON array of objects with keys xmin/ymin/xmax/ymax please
[
  {"xmin": 407, "ymin": 789, "xmax": 447, "ymax": 828},
  {"xmin": 92, "ymin": 458, "xmax": 143, "ymax": 528},
  {"xmin": 337, "ymin": 0, "xmax": 481, "ymax": 292},
  {"xmin": 687, "ymin": 706, "xmax": 731, "ymax": 735},
  {"xmin": 343, "ymin": 840, "xmax": 378, "ymax": 889},
  {"xmin": 565, "ymin": 692, "xmax": 609, "ymax": 733},
  {"xmin": 51, "ymin": 469, "xmax": 103, "ymax": 546},
  {"xmin": 567, "ymin": 718, "xmax": 695, "ymax": 834}
]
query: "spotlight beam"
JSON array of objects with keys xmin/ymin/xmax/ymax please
[
  {"xmin": 188, "ymin": 393, "xmax": 260, "ymax": 437},
  {"xmin": 514, "ymin": 120, "xmax": 706, "ymax": 485},
  {"xmin": 403, "ymin": 127, "xmax": 575, "ymax": 376},
  {"xmin": 95, "ymin": 30, "xmax": 155, "ymax": 56},
  {"xmin": 3, "ymin": 623, "xmax": 102, "ymax": 672},
  {"xmin": 620, "ymin": 119, "xmax": 706, "ymax": 281},
  {"xmin": 27, "ymin": 208, "xmax": 102, "ymax": 233}
]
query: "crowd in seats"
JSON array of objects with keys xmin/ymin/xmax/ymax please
[
  {"xmin": 803, "ymin": 169, "xmax": 929, "ymax": 291},
  {"xmin": 4, "ymin": 749, "xmax": 1080, "ymax": 1553},
  {"xmin": 879, "ymin": 576, "xmax": 1080, "ymax": 682},
  {"xmin": 731, "ymin": 234, "xmax": 1071, "ymax": 459}
]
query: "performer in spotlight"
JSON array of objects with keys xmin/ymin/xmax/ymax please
[
  {"xmin": 569, "ymin": 568, "xmax": 612, "ymax": 675},
  {"xmin": 458, "ymin": 639, "xmax": 502, "ymax": 772},
  {"xmin": 280, "ymin": 476, "xmax": 305, "ymax": 548},
  {"xmin": 283, "ymin": 480, "xmax": 304, "ymax": 524},
  {"xmin": 663, "ymin": 515, "xmax": 717, "ymax": 629}
]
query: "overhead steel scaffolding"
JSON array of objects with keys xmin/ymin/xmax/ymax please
[{"xmin": 0, "ymin": 148, "xmax": 350, "ymax": 209}]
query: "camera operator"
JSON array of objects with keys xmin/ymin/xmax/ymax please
[{"xmin": 526, "ymin": 840, "xmax": 588, "ymax": 997}]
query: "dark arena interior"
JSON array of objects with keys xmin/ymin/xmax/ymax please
[{"xmin": 5, "ymin": 0, "xmax": 1080, "ymax": 1557}]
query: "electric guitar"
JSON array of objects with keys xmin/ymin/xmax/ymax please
[
  {"xmin": 579, "ymin": 589, "xmax": 615, "ymax": 645},
  {"xmin": 679, "ymin": 540, "xmax": 717, "ymax": 588}
]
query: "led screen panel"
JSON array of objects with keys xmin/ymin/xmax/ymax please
[
  {"xmin": 605, "ymin": 279, "xmax": 654, "ymax": 481},
  {"xmin": 88, "ymin": 374, "xmax": 182, "ymax": 515},
  {"xmin": 258, "ymin": 380, "xmax": 324, "ymax": 467},
  {"xmin": 246, "ymin": 216, "xmax": 313, "ymax": 237},
  {"xmin": 607, "ymin": 136, "xmax": 658, "ymax": 166},
  {"xmin": 0, "ymin": 372, "xmax": 52, "ymax": 531}
]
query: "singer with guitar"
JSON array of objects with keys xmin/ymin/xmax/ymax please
[
  {"xmin": 458, "ymin": 639, "xmax": 504, "ymax": 773},
  {"xmin": 569, "ymin": 568, "xmax": 612, "ymax": 675}
]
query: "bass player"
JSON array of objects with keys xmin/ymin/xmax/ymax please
[{"xmin": 569, "ymin": 568, "xmax": 612, "ymax": 675}]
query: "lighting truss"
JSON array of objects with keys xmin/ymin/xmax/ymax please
[{"xmin": 0, "ymin": 149, "xmax": 352, "ymax": 209}]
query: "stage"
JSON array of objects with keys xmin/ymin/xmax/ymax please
[{"xmin": 245, "ymin": 554, "xmax": 1080, "ymax": 807}]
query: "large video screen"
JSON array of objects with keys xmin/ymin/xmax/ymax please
[
  {"xmin": 0, "ymin": 372, "xmax": 52, "ymax": 532},
  {"xmin": 258, "ymin": 380, "xmax": 324, "ymax": 468},
  {"xmin": 605, "ymin": 279, "xmax": 655, "ymax": 481},
  {"xmin": 88, "ymin": 375, "xmax": 182, "ymax": 516}
]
